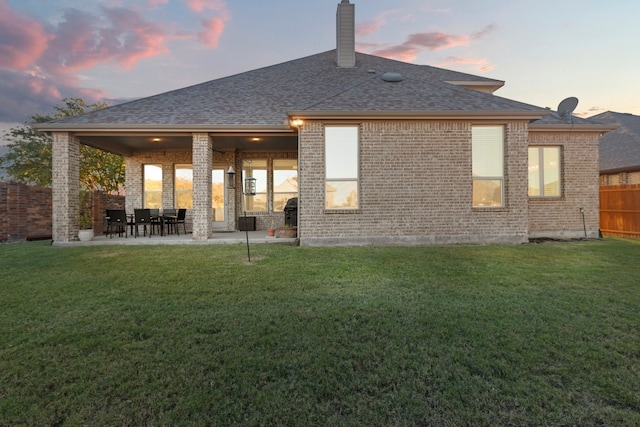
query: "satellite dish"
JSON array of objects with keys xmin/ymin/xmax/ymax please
[{"xmin": 557, "ymin": 97, "xmax": 578, "ymax": 123}]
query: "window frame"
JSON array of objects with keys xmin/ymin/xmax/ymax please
[
  {"xmin": 273, "ymin": 159, "xmax": 298, "ymax": 212},
  {"xmin": 143, "ymin": 164, "xmax": 163, "ymax": 209},
  {"xmin": 174, "ymin": 164, "xmax": 193, "ymax": 209},
  {"xmin": 324, "ymin": 125, "xmax": 360, "ymax": 210},
  {"xmin": 212, "ymin": 168, "xmax": 226, "ymax": 222},
  {"xmin": 472, "ymin": 125, "xmax": 505, "ymax": 208},
  {"xmin": 528, "ymin": 146, "xmax": 562, "ymax": 198},
  {"xmin": 242, "ymin": 159, "xmax": 268, "ymax": 212}
]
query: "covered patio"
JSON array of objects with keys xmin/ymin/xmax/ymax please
[{"xmin": 44, "ymin": 127, "xmax": 300, "ymax": 244}]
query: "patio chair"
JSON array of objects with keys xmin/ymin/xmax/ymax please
[
  {"xmin": 175, "ymin": 208, "xmax": 187, "ymax": 235},
  {"xmin": 165, "ymin": 208, "xmax": 187, "ymax": 235},
  {"xmin": 163, "ymin": 209, "xmax": 177, "ymax": 235},
  {"xmin": 106, "ymin": 209, "xmax": 128, "ymax": 238},
  {"xmin": 149, "ymin": 208, "xmax": 162, "ymax": 235},
  {"xmin": 134, "ymin": 208, "xmax": 153, "ymax": 238}
]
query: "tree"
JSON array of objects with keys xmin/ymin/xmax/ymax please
[{"xmin": 0, "ymin": 98, "xmax": 125, "ymax": 192}]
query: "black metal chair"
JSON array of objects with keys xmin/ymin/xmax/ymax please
[
  {"xmin": 106, "ymin": 209, "xmax": 128, "ymax": 238},
  {"xmin": 175, "ymin": 208, "xmax": 187, "ymax": 235},
  {"xmin": 164, "ymin": 208, "xmax": 187, "ymax": 235},
  {"xmin": 134, "ymin": 209, "xmax": 153, "ymax": 238},
  {"xmin": 149, "ymin": 208, "xmax": 162, "ymax": 235},
  {"xmin": 163, "ymin": 209, "xmax": 177, "ymax": 235}
]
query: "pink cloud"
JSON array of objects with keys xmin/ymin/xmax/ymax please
[
  {"xmin": 39, "ymin": 5, "xmax": 171, "ymax": 82},
  {"xmin": 0, "ymin": 69, "xmax": 106, "ymax": 122},
  {"xmin": 0, "ymin": 0, "xmax": 51, "ymax": 70},
  {"xmin": 437, "ymin": 56, "xmax": 495, "ymax": 72},
  {"xmin": 185, "ymin": 0, "xmax": 226, "ymax": 13},
  {"xmin": 184, "ymin": 0, "xmax": 229, "ymax": 47},
  {"xmin": 406, "ymin": 25, "xmax": 496, "ymax": 51},
  {"xmin": 363, "ymin": 25, "xmax": 496, "ymax": 63},
  {"xmin": 0, "ymin": 0, "xmax": 231, "ymax": 123},
  {"xmin": 101, "ymin": 7, "xmax": 171, "ymax": 68},
  {"xmin": 356, "ymin": 10, "xmax": 399, "ymax": 37},
  {"xmin": 371, "ymin": 45, "xmax": 420, "ymax": 62},
  {"xmin": 198, "ymin": 15, "xmax": 228, "ymax": 47},
  {"xmin": 405, "ymin": 32, "xmax": 470, "ymax": 51}
]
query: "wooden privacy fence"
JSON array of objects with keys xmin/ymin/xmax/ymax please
[{"xmin": 600, "ymin": 184, "xmax": 640, "ymax": 239}]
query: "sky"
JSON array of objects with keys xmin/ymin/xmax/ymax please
[{"xmin": 1, "ymin": 0, "xmax": 639, "ymax": 140}]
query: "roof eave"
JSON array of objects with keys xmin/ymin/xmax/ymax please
[
  {"xmin": 288, "ymin": 110, "xmax": 548, "ymax": 121},
  {"xmin": 529, "ymin": 123, "xmax": 618, "ymax": 133},
  {"xmin": 33, "ymin": 123, "xmax": 293, "ymax": 134},
  {"xmin": 444, "ymin": 80, "xmax": 505, "ymax": 93}
]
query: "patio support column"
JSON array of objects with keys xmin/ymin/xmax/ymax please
[
  {"xmin": 192, "ymin": 133, "xmax": 212, "ymax": 240},
  {"xmin": 52, "ymin": 132, "xmax": 80, "ymax": 242}
]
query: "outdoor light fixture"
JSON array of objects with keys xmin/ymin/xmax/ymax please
[
  {"xmin": 244, "ymin": 175, "xmax": 256, "ymax": 196},
  {"xmin": 243, "ymin": 160, "xmax": 256, "ymax": 196},
  {"xmin": 226, "ymin": 166, "xmax": 235, "ymax": 189},
  {"xmin": 290, "ymin": 118, "xmax": 304, "ymax": 128}
]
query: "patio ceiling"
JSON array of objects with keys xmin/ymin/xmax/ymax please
[{"xmin": 74, "ymin": 132, "xmax": 298, "ymax": 156}]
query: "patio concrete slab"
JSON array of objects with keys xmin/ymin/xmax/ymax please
[{"xmin": 52, "ymin": 231, "xmax": 298, "ymax": 246}]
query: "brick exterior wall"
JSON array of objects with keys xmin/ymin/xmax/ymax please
[
  {"xmin": 528, "ymin": 131, "xmax": 600, "ymax": 239},
  {"xmin": 52, "ymin": 132, "xmax": 80, "ymax": 242},
  {"xmin": 46, "ymin": 126, "xmax": 600, "ymax": 245},
  {"xmin": 0, "ymin": 182, "xmax": 123, "ymax": 243},
  {"xmin": 298, "ymin": 120, "xmax": 531, "ymax": 246},
  {"xmin": 0, "ymin": 182, "xmax": 52, "ymax": 242},
  {"xmin": 192, "ymin": 133, "xmax": 212, "ymax": 239},
  {"xmin": 237, "ymin": 152, "xmax": 298, "ymax": 231},
  {"xmin": 94, "ymin": 192, "xmax": 126, "ymax": 235},
  {"xmin": 125, "ymin": 145, "xmax": 239, "ymax": 234}
]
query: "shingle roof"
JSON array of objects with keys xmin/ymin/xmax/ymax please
[
  {"xmin": 43, "ymin": 50, "xmax": 547, "ymax": 129},
  {"xmin": 590, "ymin": 111, "xmax": 640, "ymax": 172}
]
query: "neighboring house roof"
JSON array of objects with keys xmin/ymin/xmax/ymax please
[
  {"xmin": 590, "ymin": 111, "xmax": 640, "ymax": 173},
  {"xmin": 39, "ymin": 50, "xmax": 548, "ymax": 132}
]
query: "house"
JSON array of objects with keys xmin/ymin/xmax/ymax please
[
  {"xmin": 591, "ymin": 111, "xmax": 640, "ymax": 185},
  {"xmin": 591, "ymin": 111, "xmax": 640, "ymax": 238},
  {"xmin": 37, "ymin": 1, "xmax": 614, "ymax": 246}
]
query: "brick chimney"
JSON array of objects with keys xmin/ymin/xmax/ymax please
[{"xmin": 336, "ymin": 0, "xmax": 355, "ymax": 68}]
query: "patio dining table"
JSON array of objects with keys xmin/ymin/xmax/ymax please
[{"xmin": 151, "ymin": 212, "xmax": 178, "ymax": 236}]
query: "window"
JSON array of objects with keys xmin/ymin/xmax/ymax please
[
  {"xmin": 472, "ymin": 126, "xmax": 504, "ymax": 207},
  {"xmin": 242, "ymin": 159, "xmax": 267, "ymax": 211},
  {"xmin": 273, "ymin": 159, "xmax": 298, "ymax": 211},
  {"xmin": 143, "ymin": 164, "xmax": 162, "ymax": 208},
  {"xmin": 528, "ymin": 147, "xmax": 561, "ymax": 197},
  {"xmin": 212, "ymin": 169, "xmax": 225, "ymax": 221},
  {"xmin": 325, "ymin": 126, "xmax": 359, "ymax": 209},
  {"xmin": 175, "ymin": 165, "xmax": 193, "ymax": 209}
]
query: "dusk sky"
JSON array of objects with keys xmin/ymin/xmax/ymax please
[{"xmin": 1, "ymin": 0, "xmax": 639, "ymax": 137}]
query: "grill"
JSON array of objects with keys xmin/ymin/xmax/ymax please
[{"xmin": 284, "ymin": 197, "xmax": 298, "ymax": 226}]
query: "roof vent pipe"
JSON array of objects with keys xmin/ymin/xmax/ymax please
[{"xmin": 336, "ymin": 0, "xmax": 355, "ymax": 68}]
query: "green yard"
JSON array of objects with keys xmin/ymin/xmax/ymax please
[{"xmin": 1, "ymin": 239, "xmax": 639, "ymax": 426}]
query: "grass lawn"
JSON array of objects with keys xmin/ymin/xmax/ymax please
[{"xmin": 1, "ymin": 238, "xmax": 639, "ymax": 426}]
